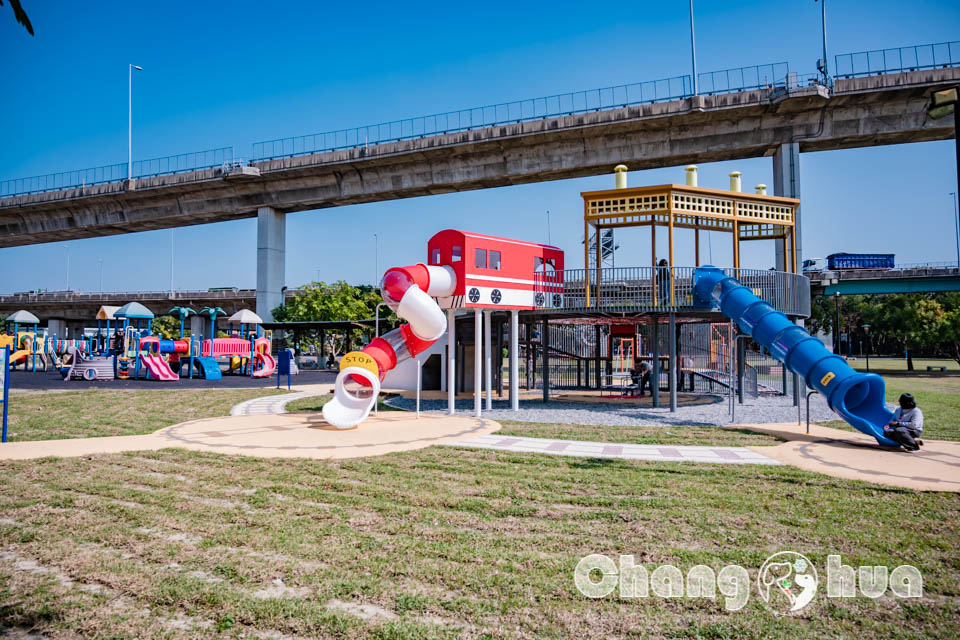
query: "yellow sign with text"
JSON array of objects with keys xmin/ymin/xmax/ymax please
[
  {"xmin": 820, "ymin": 371, "xmax": 835, "ymax": 386},
  {"xmin": 339, "ymin": 351, "xmax": 379, "ymax": 378}
]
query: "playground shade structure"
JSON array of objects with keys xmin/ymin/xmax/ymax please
[
  {"xmin": 323, "ymin": 264, "xmax": 456, "ymax": 428},
  {"xmin": 693, "ymin": 266, "xmax": 898, "ymax": 447}
]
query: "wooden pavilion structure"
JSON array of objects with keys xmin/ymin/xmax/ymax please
[{"xmin": 581, "ymin": 179, "xmax": 800, "ymax": 307}]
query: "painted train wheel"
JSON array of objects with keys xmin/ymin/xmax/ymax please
[{"xmin": 82, "ymin": 368, "xmax": 97, "ymax": 381}]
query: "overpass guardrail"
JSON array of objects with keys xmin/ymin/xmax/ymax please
[
  {"xmin": 2, "ymin": 40, "xmax": 959, "ymax": 198},
  {"xmin": 0, "ymin": 147, "xmax": 234, "ymax": 198}
]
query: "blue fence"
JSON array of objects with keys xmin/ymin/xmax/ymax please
[
  {"xmin": 0, "ymin": 147, "xmax": 234, "ymax": 198},
  {"xmin": 834, "ymin": 40, "xmax": 959, "ymax": 78}
]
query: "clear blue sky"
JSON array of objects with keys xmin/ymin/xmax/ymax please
[{"xmin": 1, "ymin": 1, "xmax": 958, "ymax": 293}]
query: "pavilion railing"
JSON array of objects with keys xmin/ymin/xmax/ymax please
[{"xmin": 534, "ymin": 267, "xmax": 810, "ymax": 317}]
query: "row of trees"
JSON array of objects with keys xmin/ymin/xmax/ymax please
[{"xmin": 809, "ymin": 292, "xmax": 960, "ymax": 369}]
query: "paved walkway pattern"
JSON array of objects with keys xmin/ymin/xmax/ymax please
[
  {"xmin": 230, "ymin": 391, "xmax": 316, "ymax": 416},
  {"xmin": 446, "ymin": 434, "xmax": 782, "ymax": 465}
]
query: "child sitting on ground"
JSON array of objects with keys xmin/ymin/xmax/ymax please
[{"xmin": 885, "ymin": 393, "xmax": 924, "ymax": 452}]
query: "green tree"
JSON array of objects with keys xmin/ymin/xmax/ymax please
[
  {"xmin": 937, "ymin": 293, "xmax": 960, "ymax": 366},
  {"xmin": 150, "ymin": 316, "xmax": 180, "ymax": 340},
  {"xmin": 271, "ymin": 281, "xmax": 395, "ymax": 358}
]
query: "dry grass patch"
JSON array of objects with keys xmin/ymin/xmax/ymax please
[
  {"xmin": 1, "ymin": 446, "xmax": 959, "ymax": 638},
  {"xmin": 4, "ymin": 388, "xmax": 290, "ymax": 441}
]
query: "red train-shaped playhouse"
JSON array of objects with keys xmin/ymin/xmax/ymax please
[{"xmin": 426, "ymin": 229, "xmax": 564, "ymax": 310}]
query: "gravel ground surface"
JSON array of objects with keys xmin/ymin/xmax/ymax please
[{"xmin": 386, "ymin": 392, "xmax": 843, "ymax": 427}]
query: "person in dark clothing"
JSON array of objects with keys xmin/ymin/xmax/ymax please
[
  {"xmin": 656, "ymin": 259, "xmax": 670, "ymax": 306},
  {"xmin": 885, "ymin": 393, "xmax": 924, "ymax": 451},
  {"xmin": 634, "ymin": 359, "xmax": 653, "ymax": 396}
]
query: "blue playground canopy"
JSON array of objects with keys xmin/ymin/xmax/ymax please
[{"xmin": 114, "ymin": 302, "xmax": 155, "ymax": 319}]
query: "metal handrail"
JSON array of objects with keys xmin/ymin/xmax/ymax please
[
  {"xmin": 251, "ymin": 63, "xmax": 791, "ymax": 161},
  {"xmin": 0, "ymin": 147, "xmax": 234, "ymax": 198},
  {"xmin": 4, "ymin": 41, "xmax": 960, "ymax": 198},
  {"xmin": 534, "ymin": 266, "xmax": 810, "ymax": 317},
  {"xmin": 834, "ymin": 40, "xmax": 959, "ymax": 78}
]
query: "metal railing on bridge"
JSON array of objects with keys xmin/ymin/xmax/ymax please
[
  {"xmin": 251, "ymin": 62, "xmax": 789, "ymax": 161},
  {"xmin": 834, "ymin": 40, "xmax": 960, "ymax": 78},
  {"xmin": 0, "ymin": 147, "xmax": 234, "ymax": 198},
  {"xmin": 4, "ymin": 40, "xmax": 959, "ymax": 198},
  {"xmin": 534, "ymin": 266, "xmax": 810, "ymax": 317}
]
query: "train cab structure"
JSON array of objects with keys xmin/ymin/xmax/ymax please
[{"xmin": 427, "ymin": 229, "xmax": 564, "ymax": 310}]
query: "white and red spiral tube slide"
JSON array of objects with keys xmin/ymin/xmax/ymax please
[{"xmin": 322, "ymin": 263, "xmax": 456, "ymax": 428}]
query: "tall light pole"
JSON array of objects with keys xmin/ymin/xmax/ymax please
[
  {"xmin": 546, "ymin": 211, "xmax": 552, "ymax": 245},
  {"xmin": 98, "ymin": 257, "xmax": 104, "ymax": 293},
  {"xmin": 128, "ymin": 64, "xmax": 143, "ymax": 180},
  {"xmin": 863, "ymin": 324, "xmax": 871, "ymax": 372},
  {"xmin": 952, "ymin": 192, "xmax": 960, "ymax": 267},
  {"xmin": 374, "ymin": 233, "xmax": 379, "ymax": 284},
  {"xmin": 63, "ymin": 244, "xmax": 70, "ymax": 291},
  {"xmin": 689, "ymin": 0, "xmax": 698, "ymax": 96},
  {"xmin": 815, "ymin": 1, "xmax": 829, "ymax": 85},
  {"xmin": 169, "ymin": 228, "xmax": 174, "ymax": 294}
]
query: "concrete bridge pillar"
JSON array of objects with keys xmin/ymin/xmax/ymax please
[
  {"xmin": 256, "ymin": 206, "xmax": 286, "ymax": 322},
  {"xmin": 47, "ymin": 319, "xmax": 66, "ymax": 339},
  {"xmin": 189, "ymin": 315, "xmax": 206, "ymax": 339},
  {"xmin": 773, "ymin": 142, "xmax": 802, "ymax": 270},
  {"xmin": 773, "ymin": 142, "xmax": 804, "ymax": 406}
]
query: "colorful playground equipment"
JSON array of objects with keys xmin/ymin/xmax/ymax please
[
  {"xmin": 693, "ymin": 266, "xmax": 898, "ymax": 447},
  {"xmin": 1, "ymin": 310, "xmax": 48, "ymax": 372},
  {"xmin": 322, "ymin": 230, "xmax": 563, "ymax": 429},
  {"xmin": 61, "ymin": 346, "xmax": 115, "ymax": 381}
]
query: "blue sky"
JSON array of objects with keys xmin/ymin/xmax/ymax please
[{"xmin": 1, "ymin": 1, "xmax": 959, "ymax": 293}]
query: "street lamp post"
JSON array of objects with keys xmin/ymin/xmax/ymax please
[
  {"xmin": 689, "ymin": 0, "xmax": 698, "ymax": 96},
  {"xmin": 374, "ymin": 233, "xmax": 379, "ymax": 284},
  {"xmin": 64, "ymin": 244, "xmax": 70, "ymax": 291},
  {"xmin": 952, "ymin": 192, "xmax": 959, "ymax": 268},
  {"xmin": 863, "ymin": 324, "xmax": 872, "ymax": 372},
  {"xmin": 834, "ymin": 292, "xmax": 841, "ymax": 354},
  {"xmin": 814, "ymin": 0, "xmax": 829, "ymax": 86},
  {"xmin": 98, "ymin": 257, "xmax": 103, "ymax": 293},
  {"xmin": 128, "ymin": 64, "xmax": 143, "ymax": 180}
]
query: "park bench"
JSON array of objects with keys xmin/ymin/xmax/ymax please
[{"xmin": 926, "ymin": 365, "xmax": 946, "ymax": 372}]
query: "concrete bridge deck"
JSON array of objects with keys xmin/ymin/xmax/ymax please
[{"xmin": 1, "ymin": 68, "xmax": 957, "ymax": 248}]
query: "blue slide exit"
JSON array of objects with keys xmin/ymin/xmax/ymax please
[
  {"xmin": 693, "ymin": 266, "xmax": 898, "ymax": 447},
  {"xmin": 194, "ymin": 356, "xmax": 222, "ymax": 380}
]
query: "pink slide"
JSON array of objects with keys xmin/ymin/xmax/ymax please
[
  {"xmin": 141, "ymin": 354, "xmax": 179, "ymax": 381},
  {"xmin": 252, "ymin": 352, "xmax": 276, "ymax": 378}
]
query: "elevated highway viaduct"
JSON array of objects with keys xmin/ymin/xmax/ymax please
[{"xmin": 2, "ymin": 68, "xmax": 958, "ymax": 319}]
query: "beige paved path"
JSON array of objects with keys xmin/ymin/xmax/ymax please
[
  {"xmin": 737, "ymin": 422, "xmax": 960, "ymax": 492},
  {"xmin": 0, "ymin": 412, "xmax": 500, "ymax": 460}
]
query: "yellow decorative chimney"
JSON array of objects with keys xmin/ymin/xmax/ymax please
[
  {"xmin": 614, "ymin": 164, "xmax": 628, "ymax": 189},
  {"xmin": 685, "ymin": 165, "xmax": 698, "ymax": 187},
  {"xmin": 729, "ymin": 171, "xmax": 742, "ymax": 192}
]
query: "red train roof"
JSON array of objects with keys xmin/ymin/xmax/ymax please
[{"xmin": 430, "ymin": 229, "xmax": 561, "ymax": 252}]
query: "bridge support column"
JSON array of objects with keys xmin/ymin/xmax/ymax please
[
  {"xmin": 189, "ymin": 316, "xmax": 205, "ymax": 339},
  {"xmin": 773, "ymin": 142, "xmax": 802, "ymax": 271},
  {"xmin": 48, "ymin": 319, "xmax": 66, "ymax": 340},
  {"xmin": 256, "ymin": 206, "xmax": 286, "ymax": 322},
  {"xmin": 774, "ymin": 143, "xmax": 803, "ymax": 405}
]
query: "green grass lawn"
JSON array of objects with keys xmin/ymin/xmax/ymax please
[
  {"xmin": 825, "ymin": 374, "xmax": 960, "ymax": 441},
  {"xmin": 848, "ymin": 357, "xmax": 960, "ymax": 373},
  {"xmin": 4, "ymin": 388, "xmax": 289, "ymax": 441},
  {"xmin": 0, "ymin": 447, "xmax": 957, "ymax": 639}
]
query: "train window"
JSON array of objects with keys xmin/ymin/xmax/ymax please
[
  {"xmin": 451, "ymin": 246, "xmax": 461, "ymax": 262},
  {"xmin": 431, "ymin": 249, "xmax": 442, "ymax": 265},
  {"xmin": 489, "ymin": 250, "xmax": 501, "ymax": 270},
  {"xmin": 475, "ymin": 248, "xmax": 487, "ymax": 269},
  {"xmin": 535, "ymin": 257, "xmax": 556, "ymax": 273}
]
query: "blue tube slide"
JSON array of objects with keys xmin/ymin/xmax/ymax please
[{"xmin": 693, "ymin": 266, "xmax": 897, "ymax": 447}]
